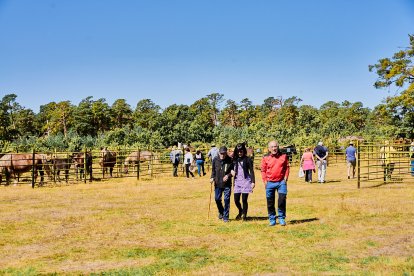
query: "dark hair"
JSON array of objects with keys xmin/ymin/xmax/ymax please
[{"xmin": 233, "ymin": 143, "xmax": 247, "ymax": 160}]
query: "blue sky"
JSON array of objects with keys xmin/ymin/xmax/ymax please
[{"xmin": 0, "ymin": 0, "xmax": 413, "ymax": 112}]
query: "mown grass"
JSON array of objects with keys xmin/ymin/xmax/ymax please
[{"xmin": 0, "ymin": 163, "xmax": 413, "ymax": 275}]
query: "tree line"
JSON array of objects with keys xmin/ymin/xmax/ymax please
[{"xmin": 1, "ymin": 35, "xmax": 413, "ymax": 152}]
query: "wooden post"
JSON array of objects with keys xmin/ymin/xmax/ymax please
[
  {"xmin": 357, "ymin": 140, "xmax": 361, "ymax": 189},
  {"xmin": 137, "ymin": 149, "xmax": 140, "ymax": 180},
  {"xmin": 84, "ymin": 147, "xmax": 87, "ymax": 184},
  {"xmin": 32, "ymin": 149, "xmax": 35, "ymax": 189}
]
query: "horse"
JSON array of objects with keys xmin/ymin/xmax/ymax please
[
  {"xmin": 99, "ymin": 148, "xmax": 116, "ymax": 177},
  {"xmin": 0, "ymin": 153, "xmax": 51, "ymax": 185},
  {"xmin": 72, "ymin": 152, "xmax": 93, "ymax": 182},
  {"xmin": 124, "ymin": 150, "xmax": 153, "ymax": 174},
  {"xmin": 50, "ymin": 156, "xmax": 73, "ymax": 183}
]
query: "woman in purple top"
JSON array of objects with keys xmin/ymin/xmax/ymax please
[{"xmin": 231, "ymin": 143, "xmax": 255, "ymax": 220}]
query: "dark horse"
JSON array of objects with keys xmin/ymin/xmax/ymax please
[
  {"xmin": 51, "ymin": 156, "xmax": 73, "ymax": 183},
  {"xmin": 0, "ymin": 153, "xmax": 51, "ymax": 185},
  {"xmin": 99, "ymin": 148, "xmax": 116, "ymax": 177},
  {"xmin": 72, "ymin": 152, "xmax": 93, "ymax": 182}
]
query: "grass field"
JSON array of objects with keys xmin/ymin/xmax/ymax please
[{"xmin": 0, "ymin": 163, "xmax": 413, "ymax": 275}]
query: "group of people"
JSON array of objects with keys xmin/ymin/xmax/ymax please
[
  {"xmin": 209, "ymin": 140, "xmax": 289, "ymax": 227},
  {"xmin": 170, "ymin": 146, "xmax": 208, "ymax": 178},
  {"xmin": 299, "ymin": 141, "xmax": 358, "ymax": 183}
]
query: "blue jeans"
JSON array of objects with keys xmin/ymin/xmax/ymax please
[
  {"xmin": 196, "ymin": 160, "xmax": 205, "ymax": 176},
  {"xmin": 265, "ymin": 180, "xmax": 287, "ymax": 222},
  {"xmin": 411, "ymin": 160, "xmax": 414, "ymax": 176},
  {"xmin": 215, "ymin": 186, "xmax": 231, "ymax": 220}
]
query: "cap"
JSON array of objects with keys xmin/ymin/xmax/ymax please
[
  {"xmin": 318, "ymin": 141, "xmax": 323, "ymax": 146},
  {"xmin": 211, "ymin": 143, "xmax": 216, "ymax": 147},
  {"xmin": 219, "ymin": 146, "xmax": 228, "ymax": 153}
]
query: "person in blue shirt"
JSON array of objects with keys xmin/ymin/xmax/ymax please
[{"xmin": 345, "ymin": 142, "xmax": 357, "ymax": 179}]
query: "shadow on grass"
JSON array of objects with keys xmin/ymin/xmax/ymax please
[
  {"xmin": 288, "ymin": 217, "xmax": 319, "ymax": 224},
  {"xmin": 244, "ymin": 216, "xmax": 269, "ymax": 221}
]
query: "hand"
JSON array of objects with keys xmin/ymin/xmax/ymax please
[
  {"xmin": 230, "ymin": 170, "xmax": 235, "ymax": 177},
  {"xmin": 223, "ymin": 175, "xmax": 229, "ymax": 182},
  {"xmin": 251, "ymin": 183, "xmax": 255, "ymax": 189},
  {"xmin": 210, "ymin": 178, "xmax": 214, "ymax": 184}
]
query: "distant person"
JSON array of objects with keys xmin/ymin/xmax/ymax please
[
  {"xmin": 345, "ymin": 142, "xmax": 357, "ymax": 179},
  {"xmin": 195, "ymin": 149, "xmax": 206, "ymax": 177},
  {"xmin": 380, "ymin": 141, "xmax": 397, "ymax": 181},
  {"xmin": 184, "ymin": 147, "xmax": 195, "ymax": 178},
  {"xmin": 207, "ymin": 143, "xmax": 219, "ymax": 163},
  {"xmin": 300, "ymin": 147, "xmax": 315, "ymax": 183},
  {"xmin": 170, "ymin": 146, "xmax": 181, "ymax": 177},
  {"xmin": 314, "ymin": 141, "xmax": 328, "ymax": 183},
  {"xmin": 410, "ymin": 142, "xmax": 414, "ymax": 177},
  {"xmin": 210, "ymin": 146, "xmax": 234, "ymax": 222},
  {"xmin": 261, "ymin": 140, "xmax": 290, "ymax": 226},
  {"xmin": 231, "ymin": 143, "xmax": 255, "ymax": 221}
]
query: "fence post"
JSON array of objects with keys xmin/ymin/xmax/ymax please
[
  {"xmin": 53, "ymin": 148, "xmax": 57, "ymax": 183},
  {"xmin": 137, "ymin": 149, "xmax": 140, "ymax": 180},
  {"xmin": 32, "ymin": 148, "xmax": 35, "ymax": 189},
  {"xmin": 84, "ymin": 147, "xmax": 87, "ymax": 184},
  {"xmin": 101, "ymin": 149, "xmax": 105, "ymax": 180},
  {"xmin": 357, "ymin": 140, "xmax": 360, "ymax": 189}
]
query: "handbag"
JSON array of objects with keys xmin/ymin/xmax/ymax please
[{"xmin": 298, "ymin": 166, "xmax": 305, "ymax": 178}]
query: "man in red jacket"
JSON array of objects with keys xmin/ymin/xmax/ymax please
[{"xmin": 261, "ymin": 140, "xmax": 290, "ymax": 226}]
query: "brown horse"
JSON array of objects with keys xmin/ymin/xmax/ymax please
[
  {"xmin": 72, "ymin": 152, "xmax": 93, "ymax": 181},
  {"xmin": 50, "ymin": 156, "xmax": 73, "ymax": 183},
  {"xmin": 0, "ymin": 153, "xmax": 51, "ymax": 185},
  {"xmin": 99, "ymin": 148, "xmax": 116, "ymax": 177},
  {"xmin": 124, "ymin": 150, "xmax": 153, "ymax": 174}
]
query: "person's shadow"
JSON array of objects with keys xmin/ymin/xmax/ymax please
[{"xmin": 244, "ymin": 217, "xmax": 319, "ymax": 224}]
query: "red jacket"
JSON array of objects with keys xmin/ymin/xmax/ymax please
[{"xmin": 261, "ymin": 153, "xmax": 290, "ymax": 183}]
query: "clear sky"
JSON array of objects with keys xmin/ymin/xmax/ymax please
[{"xmin": 0, "ymin": 0, "xmax": 413, "ymax": 112}]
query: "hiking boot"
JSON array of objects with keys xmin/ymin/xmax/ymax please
[
  {"xmin": 279, "ymin": 218, "xmax": 286, "ymax": 226},
  {"xmin": 235, "ymin": 213, "xmax": 242, "ymax": 220},
  {"xmin": 218, "ymin": 213, "xmax": 223, "ymax": 220}
]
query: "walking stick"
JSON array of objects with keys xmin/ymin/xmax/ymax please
[{"xmin": 208, "ymin": 179, "xmax": 214, "ymax": 219}]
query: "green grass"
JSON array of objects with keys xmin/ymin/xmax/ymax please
[{"xmin": 0, "ymin": 164, "xmax": 413, "ymax": 275}]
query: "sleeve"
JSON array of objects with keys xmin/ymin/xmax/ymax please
[
  {"xmin": 249, "ymin": 157, "xmax": 255, "ymax": 183},
  {"xmin": 211, "ymin": 159, "xmax": 216, "ymax": 179},
  {"xmin": 284, "ymin": 156, "xmax": 290, "ymax": 180},
  {"xmin": 260, "ymin": 157, "xmax": 267, "ymax": 183}
]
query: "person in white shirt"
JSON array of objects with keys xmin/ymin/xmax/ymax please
[{"xmin": 184, "ymin": 147, "xmax": 195, "ymax": 178}]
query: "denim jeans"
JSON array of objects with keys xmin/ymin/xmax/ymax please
[
  {"xmin": 265, "ymin": 180, "xmax": 287, "ymax": 223},
  {"xmin": 196, "ymin": 160, "xmax": 205, "ymax": 176},
  {"xmin": 215, "ymin": 186, "xmax": 231, "ymax": 220}
]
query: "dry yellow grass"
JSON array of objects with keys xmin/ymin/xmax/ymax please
[{"xmin": 0, "ymin": 163, "xmax": 413, "ymax": 275}]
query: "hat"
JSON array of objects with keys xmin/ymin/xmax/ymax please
[
  {"xmin": 219, "ymin": 146, "xmax": 228, "ymax": 154},
  {"xmin": 318, "ymin": 141, "xmax": 323, "ymax": 146},
  {"xmin": 211, "ymin": 143, "xmax": 216, "ymax": 147},
  {"xmin": 349, "ymin": 142, "xmax": 354, "ymax": 145}
]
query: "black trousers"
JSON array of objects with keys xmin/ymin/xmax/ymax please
[
  {"xmin": 234, "ymin": 193, "xmax": 249, "ymax": 217},
  {"xmin": 185, "ymin": 164, "xmax": 194, "ymax": 178}
]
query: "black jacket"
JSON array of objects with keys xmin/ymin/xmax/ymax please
[{"xmin": 211, "ymin": 155, "xmax": 234, "ymax": 188}]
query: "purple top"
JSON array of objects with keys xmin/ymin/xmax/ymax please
[{"xmin": 234, "ymin": 161, "xmax": 252, "ymax": 193}]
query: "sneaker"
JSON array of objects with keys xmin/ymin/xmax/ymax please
[
  {"xmin": 218, "ymin": 213, "xmax": 223, "ymax": 220},
  {"xmin": 279, "ymin": 218, "xmax": 286, "ymax": 226},
  {"xmin": 223, "ymin": 218, "xmax": 230, "ymax": 223},
  {"xmin": 269, "ymin": 220, "xmax": 276, "ymax": 226}
]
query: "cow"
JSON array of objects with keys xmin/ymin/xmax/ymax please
[
  {"xmin": 0, "ymin": 153, "xmax": 51, "ymax": 185},
  {"xmin": 99, "ymin": 148, "xmax": 116, "ymax": 177},
  {"xmin": 72, "ymin": 152, "xmax": 93, "ymax": 182}
]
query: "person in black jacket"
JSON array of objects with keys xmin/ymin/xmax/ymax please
[
  {"xmin": 210, "ymin": 146, "xmax": 234, "ymax": 222},
  {"xmin": 231, "ymin": 143, "xmax": 255, "ymax": 221}
]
